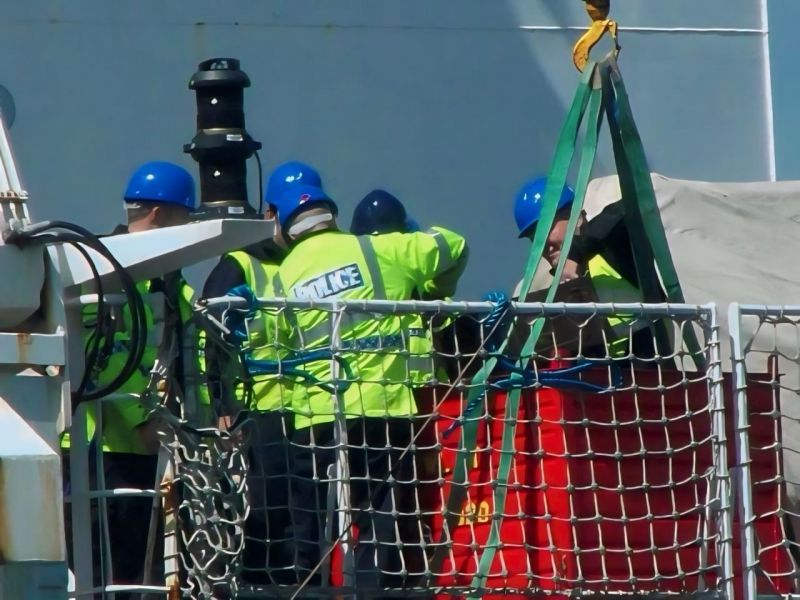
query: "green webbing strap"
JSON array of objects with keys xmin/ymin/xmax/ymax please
[
  {"xmin": 468, "ymin": 66, "xmax": 606, "ymax": 598},
  {"xmin": 429, "ymin": 62, "xmax": 597, "ymax": 578},
  {"xmin": 271, "ymin": 272, "xmax": 302, "ymax": 345},
  {"xmin": 603, "ymin": 60, "xmax": 705, "ymax": 368},
  {"xmin": 464, "ymin": 57, "xmax": 704, "ymax": 596},
  {"xmin": 598, "ymin": 69, "xmax": 671, "ymax": 356}
]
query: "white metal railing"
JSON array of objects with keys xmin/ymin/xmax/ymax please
[
  {"xmin": 66, "ymin": 395, "xmax": 174, "ymax": 598},
  {"xmin": 65, "ymin": 299, "xmax": 738, "ymax": 599},
  {"xmin": 199, "ymin": 298, "xmax": 728, "ymax": 599}
]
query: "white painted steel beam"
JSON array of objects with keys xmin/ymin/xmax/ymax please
[
  {"xmin": 0, "ymin": 395, "xmax": 64, "ymax": 562},
  {"xmin": 52, "ymin": 218, "xmax": 273, "ymax": 289},
  {"xmin": 0, "ymin": 245, "xmax": 45, "ymax": 328},
  {"xmin": 0, "ymin": 332, "xmax": 65, "ymax": 366}
]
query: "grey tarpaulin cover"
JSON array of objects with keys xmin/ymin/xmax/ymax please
[
  {"xmin": 587, "ymin": 173, "xmax": 800, "ymax": 517},
  {"xmin": 585, "ymin": 173, "xmax": 798, "ymax": 316},
  {"xmin": 526, "ymin": 173, "xmax": 799, "ymax": 360}
]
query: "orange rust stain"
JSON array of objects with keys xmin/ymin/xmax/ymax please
[{"xmin": 16, "ymin": 332, "xmax": 32, "ymax": 364}]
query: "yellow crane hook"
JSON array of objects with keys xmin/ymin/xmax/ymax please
[{"xmin": 572, "ymin": 0, "xmax": 620, "ymax": 71}]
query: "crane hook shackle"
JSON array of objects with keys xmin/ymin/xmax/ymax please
[{"xmin": 573, "ymin": 0, "xmax": 620, "ymax": 72}]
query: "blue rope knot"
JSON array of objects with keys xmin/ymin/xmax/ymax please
[
  {"xmin": 442, "ymin": 359, "xmax": 623, "ymax": 438},
  {"xmin": 226, "ymin": 284, "xmax": 259, "ymax": 315},
  {"xmin": 223, "ymin": 284, "xmax": 260, "ymax": 345},
  {"xmin": 481, "ymin": 290, "xmax": 511, "ymax": 353}
]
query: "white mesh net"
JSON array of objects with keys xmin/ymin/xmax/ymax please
[
  {"xmin": 180, "ymin": 297, "xmax": 731, "ymax": 599},
  {"xmin": 63, "ymin": 298, "xmax": 737, "ymax": 599},
  {"xmin": 730, "ymin": 305, "xmax": 800, "ymax": 600}
]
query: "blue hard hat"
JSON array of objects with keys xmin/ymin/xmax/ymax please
[
  {"xmin": 513, "ymin": 177, "xmax": 575, "ymax": 238},
  {"xmin": 123, "ymin": 161, "xmax": 196, "ymax": 210},
  {"xmin": 404, "ymin": 217, "xmax": 421, "ymax": 233},
  {"xmin": 266, "ymin": 161, "xmax": 337, "ymax": 228},
  {"xmin": 350, "ymin": 189, "xmax": 415, "ymax": 235}
]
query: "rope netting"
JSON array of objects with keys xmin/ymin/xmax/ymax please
[
  {"xmin": 730, "ymin": 305, "xmax": 800, "ymax": 600},
  {"xmin": 173, "ymin": 296, "xmax": 731, "ymax": 599},
  {"xmin": 160, "ymin": 418, "xmax": 249, "ymax": 599}
]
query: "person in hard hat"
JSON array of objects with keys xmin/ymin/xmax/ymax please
[
  {"xmin": 199, "ymin": 201, "xmax": 294, "ymax": 585},
  {"xmin": 513, "ymin": 176, "xmax": 655, "ymax": 358},
  {"xmin": 62, "ymin": 161, "xmax": 197, "ymax": 596},
  {"xmin": 268, "ymin": 161, "xmax": 468, "ymax": 590},
  {"xmin": 200, "ymin": 202, "xmax": 288, "ymax": 428},
  {"xmin": 350, "ymin": 189, "xmax": 420, "ymax": 236},
  {"xmin": 349, "ymin": 189, "xmax": 452, "ymax": 572},
  {"xmin": 350, "ymin": 189, "xmax": 442, "ymax": 384}
]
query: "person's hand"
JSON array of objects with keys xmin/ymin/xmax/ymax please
[{"xmin": 560, "ymin": 259, "xmax": 584, "ymax": 283}]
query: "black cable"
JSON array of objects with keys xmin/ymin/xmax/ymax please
[
  {"xmin": 42, "ymin": 235, "xmax": 105, "ymax": 384},
  {"xmin": 20, "ymin": 232, "xmax": 111, "ymax": 389},
  {"xmin": 45, "ymin": 226, "xmax": 147, "ymax": 397},
  {"xmin": 59, "ymin": 232, "xmax": 147, "ymax": 401},
  {"xmin": 254, "ymin": 150, "xmax": 264, "ymax": 215},
  {"xmin": 68, "ymin": 236, "xmax": 146, "ymax": 399},
  {"xmin": 8, "ymin": 222, "xmax": 148, "ymax": 402},
  {"xmin": 39, "ymin": 223, "xmax": 148, "ymax": 392},
  {"xmin": 46, "ymin": 234, "xmax": 109, "ymax": 396},
  {"xmin": 67, "ymin": 240, "xmax": 106, "ymax": 397},
  {"xmin": 64, "ymin": 233, "xmax": 145, "ymax": 399}
]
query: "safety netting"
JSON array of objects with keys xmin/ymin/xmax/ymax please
[
  {"xmin": 63, "ymin": 387, "xmax": 250, "ymax": 599},
  {"xmin": 172, "ymin": 296, "xmax": 733, "ymax": 599},
  {"xmin": 730, "ymin": 305, "xmax": 800, "ymax": 600},
  {"xmin": 160, "ymin": 417, "xmax": 250, "ymax": 599}
]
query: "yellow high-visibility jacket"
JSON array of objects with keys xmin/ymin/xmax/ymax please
[{"xmin": 276, "ymin": 227, "xmax": 468, "ymax": 429}]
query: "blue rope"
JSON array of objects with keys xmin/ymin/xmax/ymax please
[
  {"xmin": 222, "ymin": 284, "xmax": 260, "ymax": 344},
  {"xmin": 245, "ymin": 350, "xmax": 356, "ymax": 394},
  {"xmin": 443, "ymin": 358, "xmax": 623, "ymax": 438},
  {"xmin": 481, "ymin": 290, "xmax": 512, "ymax": 353}
]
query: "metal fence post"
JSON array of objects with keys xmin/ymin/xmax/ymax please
[
  {"xmin": 707, "ymin": 304, "xmax": 734, "ymax": 600},
  {"xmin": 69, "ymin": 400, "xmax": 94, "ymax": 598},
  {"xmin": 330, "ymin": 306, "xmax": 355, "ymax": 595},
  {"xmin": 92, "ymin": 396, "xmax": 114, "ymax": 597},
  {"xmin": 729, "ymin": 303, "xmax": 758, "ymax": 600}
]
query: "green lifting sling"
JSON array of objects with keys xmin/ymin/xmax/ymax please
[{"xmin": 431, "ymin": 56, "xmax": 705, "ymax": 597}]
